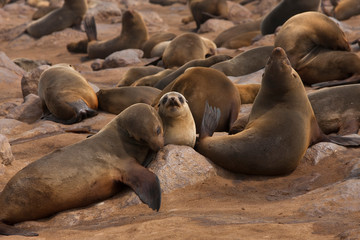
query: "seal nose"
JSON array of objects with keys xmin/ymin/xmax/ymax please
[{"xmin": 272, "ymin": 47, "xmax": 286, "ymax": 57}]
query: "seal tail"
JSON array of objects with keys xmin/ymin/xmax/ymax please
[
  {"xmin": 0, "ymin": 222, "xmax": 38, "ymax": 236},
  {"xmin": 325, "ymin": 135, "xmax": 360, "ymax": 147},
  {"xmin": 199, "ymin": 101, "xmax": 221, "ymax": 140},
  {"xmin": 84, "ymin": 15, "xmax": 97, "ymax": 42}
]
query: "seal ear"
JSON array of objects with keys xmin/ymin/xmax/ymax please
[{"xmin": 121, "ymin": 161, "xmax": 161, "ymax": 211}]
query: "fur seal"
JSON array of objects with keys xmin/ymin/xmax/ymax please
[
  {"xmin": 97, "ymin": 86, "xmax": 161, "ymax": 114},
  {"xmin": 235, "ymin": 83, "xmax": 260, "ymax": 104},
  {"xmin": 0, "ymin": 103, "xmax": 163, "ymax": 236},
  {"xmin": 260, "ymin": 0, "xmax": 320, "ymax": 35},
  {"xmin": 157, "ymin": 92, "xmax": 196, "ymax": 147},
  {"xmin": 38, "ymin": 63, "xmax": 98, "ymax": 124},
  {"xmin": 131, "ymin": 69, "xmax": 175, "ymax": 87},
  {"xmin": 274, "ymin": 11, "xmax": 360, "ymax": 85},
  {"xmin": 196, "ymin": 47, "xmax": 360, "ymax": 175},
  {"xmin": 214, "ymin": 19, "xmax": 261, "ymax": 49},
  {"xmin": 182, "ymin": 0, "xmax": 228, "ymax": 31},
  {"xmin": 153, "ymin": 67, "xmax": 240, "ymax": 133},
  {"xmin": 154, "ymin": 54, "xmax": 231, "ymax": 90},
  {"xmin": 326, "ymin": 0, "xmax": 360, "ymax": 20},
  {"xmin": 142, "ymin": 32, "xmax": 177, "ymax": 58},
  {"xmin": 308, "ymin": 84, "xmax": 360, "ymax": 135},
  {"xmin": 87, "ymin": 10, "xmax": 149, "ymax": 59},
  {"xmin": 210, "ymin": 46, "xmax": 274, "ymax": 76},
  {"xmin": 162, "ymin": 33, "xmax": 216, "ymax": 68},
  {"xmin": 116, "ymin": 66, "xmax": 165, "ymax": 87},
  {"xmin": 26, "ymin": 0, "xmax": 87, "ymax": 38}
]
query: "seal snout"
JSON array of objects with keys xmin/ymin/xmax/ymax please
[{"xmin": 272, "ymin": 47, "xmax": 286, "ymax": 58}]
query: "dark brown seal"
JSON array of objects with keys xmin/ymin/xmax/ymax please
[
  {"xmin": 153, "ymin": 66, "xmax": 240, "ymax": 133},
  {"xmin": 97, "ymin": 86, "xmax": 161, "ymax": 114},
  {"xmin": 210, "ymin": 46, "xmax": 274, "ymax": 76},
  {"xmin": 87, "ymin": 10, "xmax": 149, "ymax": 59},
  {"xmin": 196, "ymin": 47, "xmax": 360, "ymax": 175},
  {"xmin": 182, "ymin": 0, "xmax": 228, "ymax": 31},
  {"xmin": 260, "ymin": 0, "xmax": 320, "ymax": 35},
  {"xmin": 38, "ymin": 64, "xmax": 98, "ymax": 124},
  {"xmin": 0, "ymin": 103, "xmax": 164, "ymax": 236},
  {"xmin": 26, "ymin": 0, "xmax": 87, "ymax": 38}
]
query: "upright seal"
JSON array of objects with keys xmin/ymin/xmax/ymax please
[
  {"xmin": 196, "ymin": 47, "xmax": 360, "ymax": 175},
  {"xmin": 26, "ymin": 0, "xmax": 87, "ymax": 38}
]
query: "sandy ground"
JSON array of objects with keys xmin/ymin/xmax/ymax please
[{"xmin": 1, "ymin": 0, "xmax": 360, "ymax": 239}]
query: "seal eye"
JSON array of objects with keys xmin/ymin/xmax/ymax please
[
  {"xmin": 161, "ymin": 96, "xmax": 168, "ymax": 105},
  {"xmin": 156, "ymin": 126, "xmax": 161, "ymax": 135},
  {"xmin": 179, "ymin": 96, "xmax": 184, "ymax": 104}
]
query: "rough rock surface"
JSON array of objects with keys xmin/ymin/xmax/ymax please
[
  {"xmin": 1, "ymin": 0, "xmax": 360, "ymax": 239},
  {"xmin": 0, "ymin": 134, "xmax": 14, "ymax": 165}
]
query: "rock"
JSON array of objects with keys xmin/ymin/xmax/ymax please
[
  {"xmin": 13, "ymin": 57, "xmax": 51, "ymax": 72},
  {"xmin": 90, "ymin": 59, "xmax": 105, "ymax": 71},
  {"xmin": 0, "ymin": 51, "xmax": 25, "ymax": 76},
  {"xmin": 139, "ymin": 10, "xmax": 168, "ymax": 32},
  {"xmin": 86, "ymin": 1, "xmax": 122, "ymax": 23},
  {"xmin": 0, "ymin": 52, "xmax": 25, "ymax": 98},
  {"xmin": 0, "ymin": 118, "xmax": 25, "ymax": 136},
  {"xmin": 227, "ymin": 1, "xmax": 252, "ymax": 23},
  {"xmin": 149, "ymin": 144, "xmax": 216, "ymax": 193},
  {"xmin": 6, "ymin": 93, "xmax": 42, "ymax": 124},
  {"xmin": 100, "ymin": 49, "xmax": 144, "ymax": 70},
  {"xmin": 0, "ymin": 101, "xmax": 21, "ymax": 117},
  {"xmin": 198, "ymin": 19, "xmax": 235, "ymax": 33},
  {"xmin": 348, "ymin": 158, "xmax": 360, "ymax": 179},
  {"xmin": 304, "ymin": 142, "xmax": 347, "ymax": 166},
  {"xmin": 0, "ymin": 134, "xmax": 14, "ymax": 165},
  {"xmin": 298, "ymin": 179, "xmax": 360, "ymax": 216},
  {"xmin": 21, "ymin": 64, "xmax": 51, "ymax": 98}
]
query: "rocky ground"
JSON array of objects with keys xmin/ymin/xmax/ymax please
[{"xmin": 1, "ymin": 0, "xmax": 360, "ymax": 239}]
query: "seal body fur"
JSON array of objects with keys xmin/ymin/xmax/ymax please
[
  {"xmin": 162, "ymin": 33, "xmax": 216, "ymax": 68},
  {"xmin": 153, "ymin": 67, "xmax": 240, "ymax": 133},
  {"xmin": 0, "ymin": 103, "xmax": 163, "ymax": 236},
  {"xmin": 38, "ymin": 64, "xmax": 98, "ymax": 124},
  {"xmin": 333, "ymin": 0, "xmax": 360, "ymax": 20},
  {"xmin": 157, "ymin": 92, "xmax": 196, "ymax": 147},
  {"xmin": 26, "ymin": 0, "xmax": 87, "ymax": 38},
  {"xmin": 97, "ymin": 86, "xmax": 161, "ymax": 114}
]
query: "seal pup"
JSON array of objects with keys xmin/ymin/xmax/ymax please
[
  {"xmin": 87, "ymin": 10, "xmax": 149, "ymax": 59},
  {"xmin": 260, "ymin": 0, "xmax": 321, "ymax": 35},
  {"xmin": 0, "ymin": 103, "xmax": 163, "ymax": 236},
  {"xmin": 97, "ymin": 86, "xmax": 161, "ymax": 114},
  {"xmin": 196, "ymin": 47, "xmax": 360, "ymax": 175},
  {"xmin": 38, "ymin": 63, "xmax": 98, "ymax": 124},
  {"xmin": 153, "ymin": 67, "xmax": 240, "ymax": 133},
  {"xmin": 182, "ymin": 0, "xmax": 228, "ymax": 31},
  {"xmin": 157, "ymin": 92, "xmax": 196, "ymax": 147},
  {"xmin": 162, "ymin": 33, "xmax": 216, "ymax": 68},
  {"xmin": 274, "ymin": 12, "xmax": 360, "ymax": 85},
  {"xmin": 26, "ymin": 0, "xmax": 87, "ymax": 38},
  {"xmin": 131, "ymin": 69, "xmax": 175, "ymax": 87}
]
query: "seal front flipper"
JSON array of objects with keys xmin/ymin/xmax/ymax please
[
  {"xmin": 0, "ymin": 222, "xmax": 38, "ymax": 237},
  {"xmin": 199, "ymin": 101, "xmax": 221, "ymax": 140},
  {"xmin": 121, "ymin": 162, "xmax": 161, "ymax": 211},
  {"xmin": 311, "ymin": 75, "xmax": 360, "ymax": 89},
  {"xmin": 84, "ymin": 15, "xmax": 97, "ymax": 42},
  {"xmin": 325, "ymin": 135, "xmax": 360, "ymax": 147}
]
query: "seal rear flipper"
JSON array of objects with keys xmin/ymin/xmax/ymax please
[
  {"xmin": 199, "ymin": 101, "xmax": 221, "ymax": 140},
  {"xmin": 0, "ymin": 222, "xmax": 38, "ymax": 236},
  {"xmin": 84, "ymin": 15, "xmax": 97, "ymax": 41},
  {"xmin": 122, "ymin": 163, "xmax": 161, "ymax": 211},
  {"xmin": 311, "ymin": 74, "xmax": 360, "ymax": 89},
  {"xmin": 325, "ymin": 135, "xmax": 360, "ymax": 147}
]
